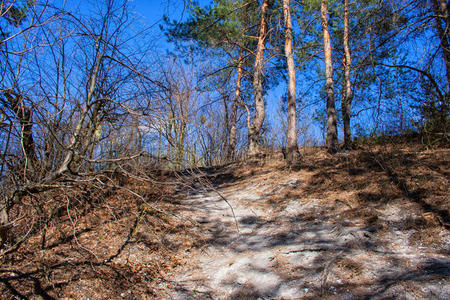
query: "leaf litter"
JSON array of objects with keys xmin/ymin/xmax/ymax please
[
  {"xmin": 158, "ymin": 146, "xmax": 449, "ymax": 299},
  {"xmin": 1, "ymin": 144, "xmax": 448, "ymax": 299}
]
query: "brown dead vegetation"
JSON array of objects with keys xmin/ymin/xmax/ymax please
[
  {"xmin": 0, "ymin": 139, "xmax": 448, "ymax": 299},
  {"xmin": 0, "ymin": 171, "xmax": 206, "ymax": 299},
  {"xmin": 237, "ymin": 141, "xmax": 449, "ymax": 229}
]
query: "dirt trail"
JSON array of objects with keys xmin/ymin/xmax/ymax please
[{"xmin": 158, "ymin": 169, "xmax": 450, "ymax": 299}]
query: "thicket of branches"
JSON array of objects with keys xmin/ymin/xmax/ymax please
[{"xmin": 0, "ymin": 0, "xmax": 201, "ymax": 257}]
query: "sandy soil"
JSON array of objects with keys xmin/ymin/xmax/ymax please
[{"xmin": 158, "ymin": 157, "xmax": 450, "ymax": 299}]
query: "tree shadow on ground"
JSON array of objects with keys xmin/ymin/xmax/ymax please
[
  {"xmin": 167, "ymin": 146, "xmax": 449, "ymax": 299},
  {"xmin": 187, "ymin": 208, "xmax": 449, "ymax": 299},
  {"xmin": 0, "ymin": 179, "xmax": 203, "ymax": 299}
]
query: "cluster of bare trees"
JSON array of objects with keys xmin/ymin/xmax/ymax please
[
  {"xmin": 0, "ymin": 0, "xmax": 245, "ymax": 252},
  {"xmin": 0, "ymin": 0, "xmax": 202, "ymax": 253}
]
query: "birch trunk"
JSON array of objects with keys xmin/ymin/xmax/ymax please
[
  {"xmin": 283, "ymin": 0, "xmax": 300, "ymax": 164},
  {"xmin": 342, "ymin": 0, "xmax": 353, "ymax": 149},
  {"xmin": 320, "ymin": 0, "xmax": 338, "ymax": 153},
  {"xmin": 228, "ymin": 50, "xmax": 243, "ymax": 162}
]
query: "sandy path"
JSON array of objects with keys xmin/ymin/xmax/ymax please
[{"xmin": 159, "ymin": 173, "xmax": 450, "ymax": 299}]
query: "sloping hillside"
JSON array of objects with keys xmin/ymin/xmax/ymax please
[
  {"xmin": 1, "ymin": 143, "xmax": 449, "ymax": 299},
  {"xmin": 157, "ymin": 144, "xmax": 449, "ymax": 299}
]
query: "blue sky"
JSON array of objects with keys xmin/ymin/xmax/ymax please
[
  {"xmin": 129, "ymin": 0, "xmax": 211, "ymax": 26},
  {"xmin": 127, "ymin": 0, "xmax": 324, "ymax": 144},
  {"xmin": 127, "ymin": 1, "xmax": 211, "ymax": 49}
]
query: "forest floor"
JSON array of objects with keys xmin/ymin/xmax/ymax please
[
  {"xmin": 1, "ymin": 141, "xmax": 449, "ymax": 299},
  {"xmin": 155, "ymin": 144, "xmax": 450, "ymax": 299}
]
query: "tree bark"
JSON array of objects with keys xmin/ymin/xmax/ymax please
[
  {"xmin": 342, "ymin": 0, "xmax": 353, "ymax": 149},
  {"xmin": 248, "ymin": 0, "xmax": 270, "ymax": 155},
  {"xmin": 283, "ymin": 0, "xmax": 300, "ymax": 164},
  {"xmin": 432, "ymin": 0, "xmax": 450, "ymax": 87},
  {"xmin": 320, "ymin": 0, "xmax": 338, "ymax": 153},
  {"xmin": 4, "ymin": 91, "xmax": 38, "ymax": 170},
  {"xmin": 228, "ymin": 50, "xmax": 243, "ymax": 162}
]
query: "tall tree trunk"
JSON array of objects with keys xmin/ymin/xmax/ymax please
[
  {"xmin": 248, "ymin": 0, "xmax": 270, "ymax": 155},
  {"xmin": 320, "ymin": 0, "xmax": 338, "ymax": 153},
  {"xmin": 342, "ymin": 0, "xmax": 353, "ymax": 149},
  {"xmin": 283, "ymin": 0, "xmax": 300, "ymax": 164},
  {"xmin": 432, "ymin": 0, "xmax": 450, "ymax": 87},
  {"xmin": 228, "ymin": 50, "xmax": 243, "ymax": 162}
]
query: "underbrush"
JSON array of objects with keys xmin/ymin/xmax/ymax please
[{"xmin": 0, "ymin": 170, "xmax": 202, "ymax": 299}]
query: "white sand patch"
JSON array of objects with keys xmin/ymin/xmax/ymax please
[{"xmin": 162, "ymin": 171, "xmax": 450, "ymax": 299}]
